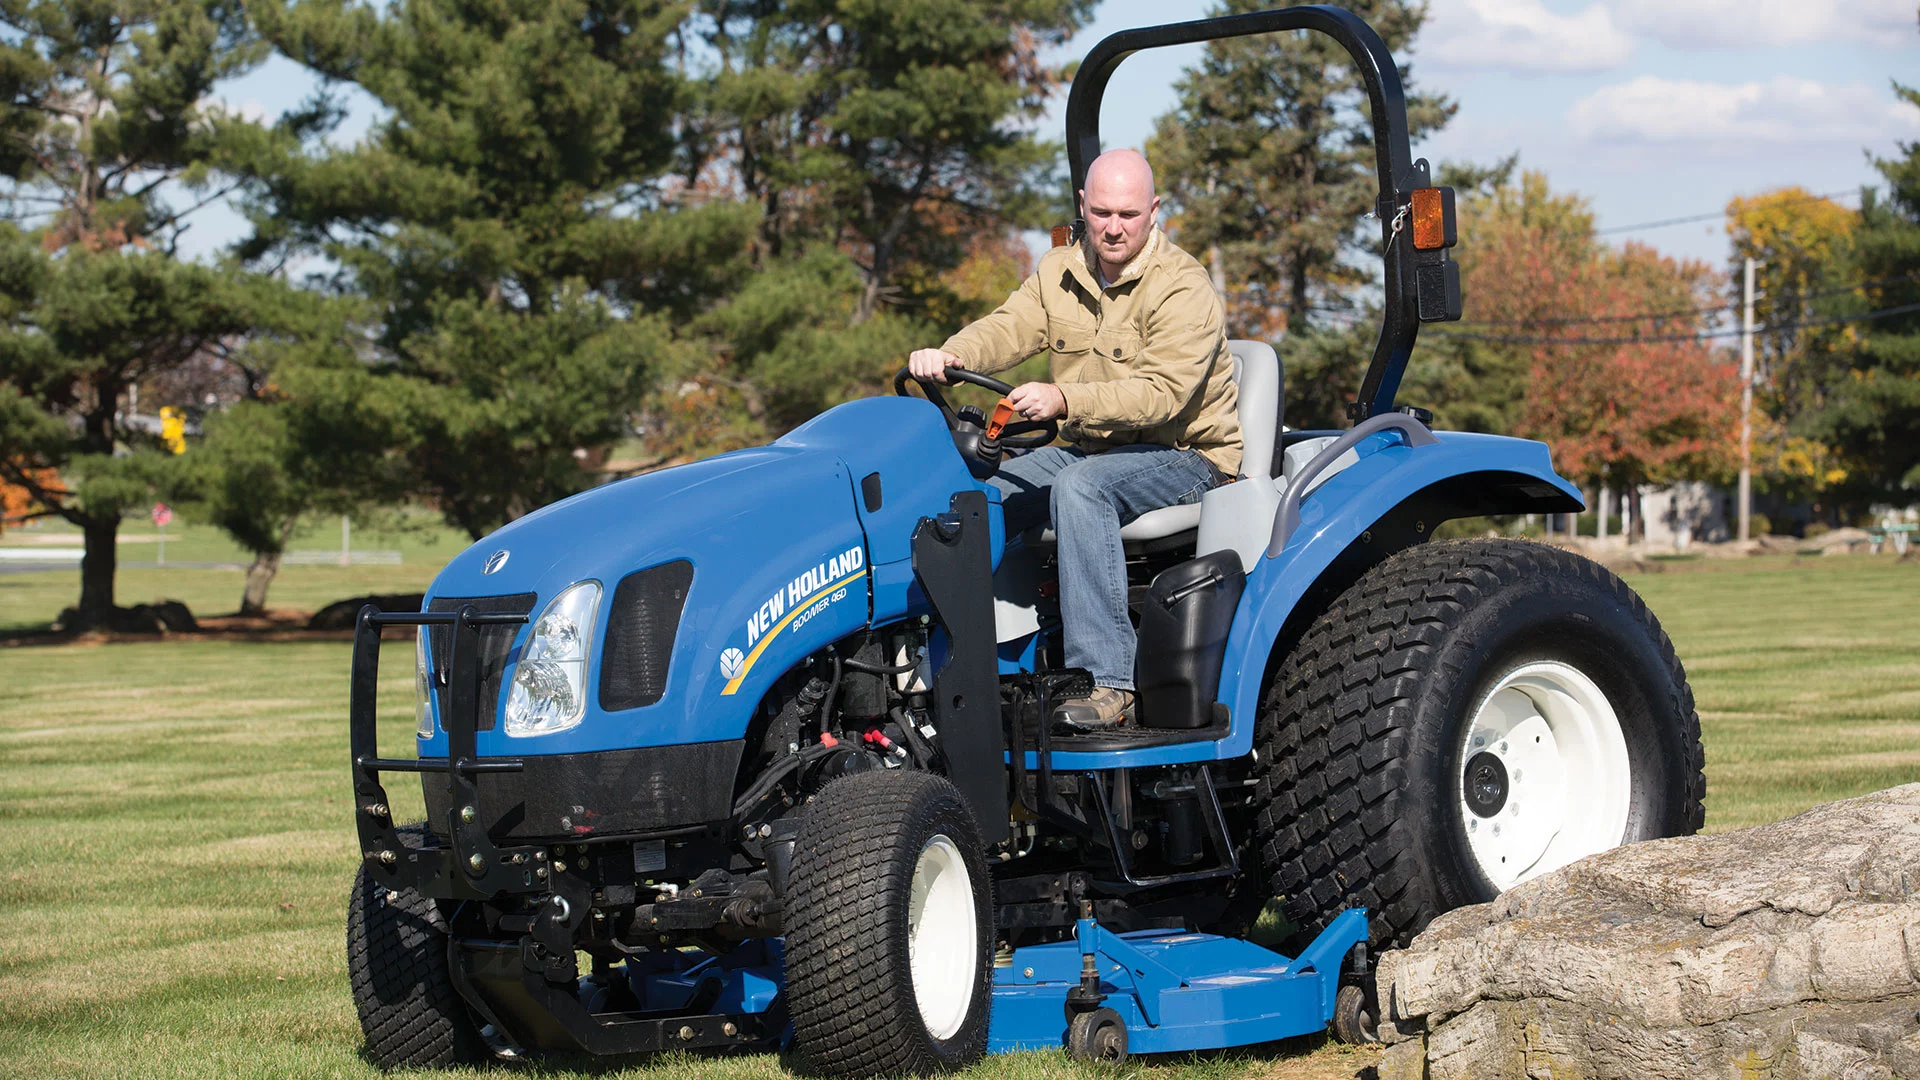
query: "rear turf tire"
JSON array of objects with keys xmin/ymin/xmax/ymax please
[
  {"xmin": 1252, "ymin": 539, "xmax": 1705, "ymax": 951},
  {"xmin": 346, "ymin": 824, "xmax": 486, "ymax": 1071},
  {"xmin": 785, "ymin": 771, "xmax": 995, "ymax": 1077}
]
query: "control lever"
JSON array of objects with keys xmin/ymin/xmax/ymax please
[{"xmin": 978, "ymin": 398, "xmax": 1017, "ymax": 470}]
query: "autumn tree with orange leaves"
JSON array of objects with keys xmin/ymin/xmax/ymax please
[{"xmin": 1411, "ymin": 171, "xmax": 1739, "ymax": 536}]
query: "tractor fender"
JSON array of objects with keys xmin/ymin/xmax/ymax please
[
  {"xmin": 1213, "ymin": 430, "xmax": 1583, "ymax": 759},
  {"xmin": 1039, "ymin": 430, "xmax": 1581, "ymax": 771}
]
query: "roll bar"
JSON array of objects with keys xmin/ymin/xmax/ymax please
[{"xmin": 1064, "ymin": 5, "xmax": 1457, "ymax": 421}]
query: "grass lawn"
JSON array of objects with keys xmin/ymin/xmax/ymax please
[{"xmin": 0, "ymin": 552, "xmax": 1915, "ymax": 1078}]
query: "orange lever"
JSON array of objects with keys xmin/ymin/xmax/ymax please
[{"xmin": 985, "ymin": 399, "xmax": 1017, "ymax": 440}]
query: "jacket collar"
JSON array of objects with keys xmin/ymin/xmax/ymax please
[{"xmin": 1066, "ymin": 225, "xmax": 1163, "ymax": 297}]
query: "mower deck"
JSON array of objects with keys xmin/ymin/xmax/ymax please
[{"xmin": 989, "ymin": 909, "xmax": 1370, "ymax": 1057}]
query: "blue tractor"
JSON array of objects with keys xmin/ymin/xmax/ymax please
[{"xmin": 344, "ymin": 6, "xmax": 1704, "ymax": 1075}]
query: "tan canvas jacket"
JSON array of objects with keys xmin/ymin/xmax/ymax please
[{"xmin": 939, "ymin": 226, "xmax": 1242, "ymax": 476}]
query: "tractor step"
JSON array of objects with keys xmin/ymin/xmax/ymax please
[{"xmin": 987, "ymin": 909, "xmax": 1369, "ymax": 1058}]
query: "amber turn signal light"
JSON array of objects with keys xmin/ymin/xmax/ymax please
[{"xmin": 1410, "ymin": 187, "xmax": 1457, "ymax": 251}]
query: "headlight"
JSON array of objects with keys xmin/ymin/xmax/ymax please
[
  {"xmin": 414, "ymin": 626, "xmax": 434, "ymax": 739},
  {"xmin": 504, "ymin": 581, "xmax": 601, "ymax": 737}
]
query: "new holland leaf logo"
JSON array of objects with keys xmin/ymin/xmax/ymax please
[{"xmin": 719, "ymin": 648, "xmax": 745, "ymax": 680}]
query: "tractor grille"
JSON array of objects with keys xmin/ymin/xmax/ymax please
[
  {"xmin": 599, "ymin": 560, "xmax": 694, "ymax": 711},
  {"xmin": 428, "ymin": 592, "xmax": 536, "ymax": 732}
]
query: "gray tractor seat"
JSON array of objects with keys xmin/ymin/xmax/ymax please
[{"xmin": 1026, "ymin": 340, "xmax": 1282, "ymax": 553}]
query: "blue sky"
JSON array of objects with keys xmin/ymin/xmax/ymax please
[
  {"xmin": 199, "ymin": 0, "xmax": 1919, "ymax": 273},
  {"xmin": 1063, "ymin": 0, "xmax": 1919, "ymax": 268}
]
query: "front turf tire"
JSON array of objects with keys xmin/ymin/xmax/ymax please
[
  {"xmin": 1252, "ymin": 539, "xmax": 1705, "ymax": 951},
  {"xmin": 346, "ymin": 824, "xmax": 486, "ymax": 1071},
  {"xmin": 785, "ymin": 771, "xmax": 995, "ymax": 1077}
]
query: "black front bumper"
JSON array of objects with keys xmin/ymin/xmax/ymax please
[
  {"xmin": 350, "ymin": 604, "xmax": 781, "ymax": 1057},
  {"xmin": 422, "ymin": 741, "xmax": 742, "ymax": 842},
  {"xmin": 351, "ymin": 604, "xmax": 552, "ymax": 901}
]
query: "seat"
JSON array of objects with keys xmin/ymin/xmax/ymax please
[{"xmin": 1030, "ymin": 340, "xmax": 1282, "ymax": 552}]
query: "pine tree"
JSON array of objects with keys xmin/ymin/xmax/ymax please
[
  {"xmin": 697, "ymin": 0, "xmax": 1087, "ymax": 319},
  {"xmin": 1798, "ymin": 79, "xmax": 1920, "ymax": 504},
  {"xmin": 1148, "ymin": 0, "xmax": 1453, "ymax": 339},
  {"xmin": 667, "ymin": 0, "xmax": 1086, "ymax": 444},
  {"xmin": 0, "ymin": 0, "xmax": 281, "ymax": 629},
  {"xmin": 249, "ymin": 0, "xmax": 761, "ymax": 538}
]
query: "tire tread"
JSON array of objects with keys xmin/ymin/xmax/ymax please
[{"xmin": 1250, "ymin": 538, "xmax": 1706, "ymax": 950}]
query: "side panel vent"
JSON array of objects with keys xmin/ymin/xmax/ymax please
[
  {"xmin": 600, "ymin": 560, "xmax": 695, "ymax": 712},
  {"xmin": 428, "ymin": 592, "xmax": 537, "ymax": 732}
]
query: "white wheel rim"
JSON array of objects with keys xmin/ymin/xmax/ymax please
[
  {"xmin": 1457, "ymin": 660, "xmax": 1631, "ymax": 892},
  {"xmin": 907, "ymin": 833, "xmax": 977, "ymax": 1041}
]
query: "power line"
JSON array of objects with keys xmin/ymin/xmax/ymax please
[
  {"xmin": 1447, "ymin": 270, "xmax": 1920, "ymax": 329},
  {"xmin": 1427, "ymin": 300, "xmax": 1920, "ymax": 347},
  {"xmin": 1593, "ymin": 187, "xmax": 1867, "ymax": 236}
]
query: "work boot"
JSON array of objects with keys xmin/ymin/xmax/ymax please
[{"xmin": 1053, "ymin": 687, "xmax": 1134, "ymax": 731}]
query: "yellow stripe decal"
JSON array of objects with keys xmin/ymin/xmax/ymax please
[{"xmin": 720, "ymin": 569, "xmax": 868, "ymax": 696}]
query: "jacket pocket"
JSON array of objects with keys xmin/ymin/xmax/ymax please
[
  {"xmin": 1091, "ymin": 327, "xmax": 1144, "ymax": 366},
  {"xmin": 1048, "ymin": 321, "xmax": 1096, "ymax": 358}
]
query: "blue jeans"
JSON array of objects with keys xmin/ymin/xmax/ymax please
[{"xmin": 989, "ymin": 444, "xmax": 1220, "ymax": 690}]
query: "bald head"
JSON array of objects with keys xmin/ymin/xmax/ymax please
[
  {"xmin": 1086, "ymin": 148, "xmax": 1155, "ymax": 196},
  {"xmin": 1080, "ymin": 149, "xmax": 1160, "ymax": 281}
]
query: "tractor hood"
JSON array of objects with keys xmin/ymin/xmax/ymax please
[
  {"xmin": 417, "ymin": 395, "xmax": 984, "ymax": 758},
  {"xmin": 431, "ymin": 446, "xmax": 848, "ymax": 598}
]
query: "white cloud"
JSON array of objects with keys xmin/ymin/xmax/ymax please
[
  {"xmin": 1423, "ymin": 0, "xmax": 1636, "ymax": 73},
  {"xmin": 1571, "ymin": 75, "xmax": 1920, "ymax": 145},
  {"xmin": 1612, "ymin": 0, "xmax": 1917, "ymax": 49}
]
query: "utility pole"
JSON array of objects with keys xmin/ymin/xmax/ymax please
[
  {"xmin": 1205, "ymin": 175, "xmax": 1227, "ymax": 310},
  {"xmin": 1738, "ymin": 258, "xmax": 1760, "ymax": 542}
]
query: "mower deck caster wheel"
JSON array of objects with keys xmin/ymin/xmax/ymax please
[
  {"xmin": 1066, "ymin": 1007, "xmax": 1128, "ymax": 1063},
  {"xmin": 1331, "ymin": 984, "xmax": 1379, "ymax": 1045}
]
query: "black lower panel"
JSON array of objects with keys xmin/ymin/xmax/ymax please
[{"xmin": 424, "ymin": 741, "xmax": 743, "ymax": 840}]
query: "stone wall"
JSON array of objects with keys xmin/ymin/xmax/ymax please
[{"xmin": 1376, "ymin": 784, "xmax": 1920, "ymax": 1080}]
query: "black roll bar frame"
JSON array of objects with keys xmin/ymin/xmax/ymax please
[{"xmin": 1064, "ymin": 4, "xmax": 1436, "ymax": 421}]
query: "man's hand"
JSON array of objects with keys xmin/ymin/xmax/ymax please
[
  {"xmin": 908, "ymin": 348, "xmax": 964, "ymax": 384},
  {"xmin": 1007, "ymin": 382, "xmax": 1067, "ymax": 422}
]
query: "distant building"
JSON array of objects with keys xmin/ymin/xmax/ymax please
[{"xmin": 1635, "ymin": 482, "xmax": 1730, "ymax": 548}]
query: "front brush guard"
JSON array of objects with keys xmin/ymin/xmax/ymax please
[{"xmin": 350, "ymin": 604, "xmax": 551, "ymax": 900}]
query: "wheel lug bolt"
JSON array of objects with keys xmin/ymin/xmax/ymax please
[{"xmin": 468, "ymin": 853, "xmax": 486, "ymax": 873}]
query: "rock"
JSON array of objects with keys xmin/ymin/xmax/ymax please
[
  {"xmin": 1377, "ymin": 784, "xmax": 1920, "ymax": 1079},
  {"xmin": 307, "ymin": 593, "xmax": 424, "ymax": 631},
  {"xmin": 1801, "ymin": 527, "xmax": 1874, "ymax": 555}
]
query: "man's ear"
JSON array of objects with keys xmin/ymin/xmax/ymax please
[
  {"xmin": 1150, "ymin": 194, "xmax": 1162, "ymax": 224},
  {"xmin": 1077, "ymin": 189, "xmax": 1086, "ymax": 218}
]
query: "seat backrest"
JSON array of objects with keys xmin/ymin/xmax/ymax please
[{"xmin": 1227, "ymin": 340, "xmax": 1283, "ymax": 479}]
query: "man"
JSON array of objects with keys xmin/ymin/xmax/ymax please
[{"xmin": 908, "ymin": 149, "xmax": 1240, "ymax": 728}]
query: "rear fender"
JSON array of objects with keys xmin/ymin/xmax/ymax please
[
  {"xmin": 1213, "ymin": 431, "xmax": 1582, "ymax": 758},
  {"xmin": 1038, "ymin": 431, "xmax": 1580, "ymax": 770}
]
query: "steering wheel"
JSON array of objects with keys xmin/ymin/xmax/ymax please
[{"xmin": 892, "ymin": 367, "xmax": 1059, "ymax": 449}]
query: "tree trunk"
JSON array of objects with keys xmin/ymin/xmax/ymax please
[
  {"xmin": 75, "ymin": 516, "xmax": 118, "ymax": 628},
  {"xmin": 240, "ymin": 550, "xmax": 283, "ymax": 616}
]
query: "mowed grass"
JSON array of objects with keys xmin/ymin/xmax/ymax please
[
  {"xmin": 1622, "ymin": 555, "xmax": 1920, "ymax": 829},
  {"xmin": 1, "ymin": 553, "xmax": 1916, "ymax": 1078}
]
